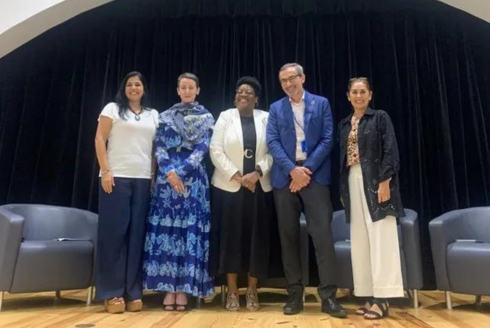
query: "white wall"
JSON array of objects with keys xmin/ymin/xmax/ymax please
[
  {"xmin": 0, "ymin": 0, "xmax": 488, "ymax": 60},
  {"xmin": 438, "ymin": 0, "xmax": 490, "ymax": 24},
  {"xmin": 0, "ymin": 0, "xmax": 114, "ymax": 59}
]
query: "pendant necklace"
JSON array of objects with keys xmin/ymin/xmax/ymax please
[{"xmin": 130, "ymin": 108, "xmax": 142, "ymax": 121}]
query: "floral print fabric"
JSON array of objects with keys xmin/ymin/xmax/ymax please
[{"xmin": 143, "ymin": 115, "xmax": 214, "ymax": 298}]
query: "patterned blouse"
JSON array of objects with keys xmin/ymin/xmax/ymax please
[{"xmin": 347, "ymin": 115, "xmax": 362, "ymax": 166}]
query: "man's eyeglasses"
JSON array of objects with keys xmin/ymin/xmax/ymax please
[{"xmin": 279, "ymin": 75, "xmax": 300, "ymax": 84}]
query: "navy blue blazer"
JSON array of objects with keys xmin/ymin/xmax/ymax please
[{"xmin": 266, "ymin": 91, "xmax": 334, "ymax": 189}]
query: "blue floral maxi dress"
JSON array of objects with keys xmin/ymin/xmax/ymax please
[{"xmin": 143, "ymin": 105, "xmax": 215, "ymax": 298}]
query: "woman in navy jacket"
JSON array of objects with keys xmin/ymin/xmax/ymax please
[{"xmin": 338, "ymin": 77, "xmax": 404, "ymax": 320}]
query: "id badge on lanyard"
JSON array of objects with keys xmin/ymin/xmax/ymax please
[{"xmin": 301, "ymin": 140, "xmax": 307, "ymax": 153}]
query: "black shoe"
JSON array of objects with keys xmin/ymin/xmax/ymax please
[
  {"xmin": 321, "ymin": 297, "xmax": 347, "ymax": 318},
  {"xmin": 283, "ymin": 289, "xmax": 304, "ymax": 315},
  {"xmin": 283, "ymin": 298, "xmax": 303, "ymax": 315}
]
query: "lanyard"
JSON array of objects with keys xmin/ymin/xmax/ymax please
[{"xmin": 292, "ymin": 111, "xmax": 304, "ymax": 132}]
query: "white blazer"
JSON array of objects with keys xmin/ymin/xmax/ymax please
[{"xmin": 210, "ymin": 108, "xmax": 273, "ymax": 192}]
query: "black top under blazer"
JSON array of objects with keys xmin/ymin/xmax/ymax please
[{"xmin": 338, "ymin": 108, "xmax": 405, "ymax": 223}]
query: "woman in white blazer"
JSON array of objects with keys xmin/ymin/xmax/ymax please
[{"xmin": 209, "ymin": 77, "xmax": 275, "ymax": 312}]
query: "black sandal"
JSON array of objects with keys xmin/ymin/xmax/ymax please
[
  {"xmin": 163, "ymin": 303, "xmax": 176, "ymax": 311},
  {"xmin": 176, "ymin": 304, "xmax": 189, "ymax": 311},
  {"xmin": 355, "ymin": 299, "xmax": 373, "ymax": 315},
  {"xmin": 163, "ymin": 292, "xmax": 176, "ymax": 311},
  {"xmin": 175, "ymin": 292, "xmax": 189, "ymax": 311},
  {"xmin": 364, "ymin": 298, "xmax": 389, "ymax": 320}
]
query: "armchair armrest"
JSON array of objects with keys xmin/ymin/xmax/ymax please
[
  {"xmin": 0, "ymin": 207, "xmax": 25, "ymax": 291},
  {"xmin": 399, "ymin": 209, "xmax": 423, "ymax": 290},
  {"xmin": 332, "ymin": 210, "xmax": 349, "ymax": 243},
  {"xmin": 428, "ymin": 208, "xmax": 480, "ymax": 291}
]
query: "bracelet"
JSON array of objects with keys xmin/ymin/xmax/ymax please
[{"xmin": 101, "ymin": 169, "xmax": 111, "ymax": 176}]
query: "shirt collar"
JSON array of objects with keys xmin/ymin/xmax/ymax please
[
  {"xmin": 340, "ymin": 107, "xmax": 375, "ymax": 126},
  {"xmin": 289, "ymin": 91, "xmax": 305, "ymax": 105}
]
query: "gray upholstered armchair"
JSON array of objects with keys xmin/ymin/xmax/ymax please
[
  {"xmin": 429, "ymin": 207, "xmax": 490, "ymax": 309},
  {"xmin": 0, "ymin": 204, "xmax": 98, "ymax": 311},
  {"xmin": 331, "ymin": 208, "xmax": 423, "ymax": 308}
]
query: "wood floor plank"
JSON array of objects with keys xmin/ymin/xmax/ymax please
[{"xmin": 0, "ymin": 289, "xmax": 489, "ymax": 328}]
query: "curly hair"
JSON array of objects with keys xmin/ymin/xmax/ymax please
[{"xmin": 236, "ymin": 76, "xmax": 262, "ymax": 98}]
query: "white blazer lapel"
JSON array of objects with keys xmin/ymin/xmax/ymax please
[
  {"xmin": 231, "ymin": 108, "xmax": 244, "ymax": 151},
  {"xmin": 253, "ymin": 109, "xmax": 264, "ymax": 155}
]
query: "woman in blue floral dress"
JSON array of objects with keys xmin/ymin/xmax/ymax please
[{"xmin": 143, "ymin": 73, "xmax": 215, "ymax": 311}]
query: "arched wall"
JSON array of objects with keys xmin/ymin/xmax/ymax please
[
  {"xmin": 0, "ymin": 0, "xmax": 488, "ymax": 60},
  {"xmin": 0, "ymin": 0, "xmax": 114, "ymax": 59}
]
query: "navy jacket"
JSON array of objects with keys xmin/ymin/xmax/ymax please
[{"xmin": 338, "ymin": 108, "xmax": 405, "ymax": 222}]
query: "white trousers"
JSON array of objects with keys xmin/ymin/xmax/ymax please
[{"xmin": 348, "ymin": 164, "xmax": 404, "ymax": 298}]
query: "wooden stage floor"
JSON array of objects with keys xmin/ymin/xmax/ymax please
[{"xmin": 0, "ymin": 288, "xmax": 489, "ymax": 327}]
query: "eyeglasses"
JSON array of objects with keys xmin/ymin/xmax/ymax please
[{"xmin": 279, "ymin": 75, "xmax": 300, "ymax": 84}]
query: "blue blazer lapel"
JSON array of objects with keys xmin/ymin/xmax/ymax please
[
  {"xmin": 303, "ymin": 91, "xmax": 313, "ymax": 133},
  {"xmin": 281, "ymin": 98, "xmax": 295, "ymax": 128}
]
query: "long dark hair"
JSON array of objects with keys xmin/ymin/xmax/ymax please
[{"xmin": 115, "ymin": 71, "xmax": 149, "ymax": 119}]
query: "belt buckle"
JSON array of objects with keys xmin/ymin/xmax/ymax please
[{"xmin": 244, "ymin": 149, "xmax": 253, "ymax": 159}]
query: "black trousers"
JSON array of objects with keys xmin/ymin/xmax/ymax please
[
  {"xmin": 273, "ymin": 180, "xmax": 337, "ymax": 298},
  {"xmin": 95, "ymin": 177, "xmax": 151, "ymax": 301}
]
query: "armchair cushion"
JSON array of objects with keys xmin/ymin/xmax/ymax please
[
  {"xmin": 429, "ymin": 207, "xmax": 490, "ymax": 291},
  {"xmin": 0, "ymin": 204, "xmax": 98, "ymax": 294},
  {"xmin": 446, "ymin": 241, "xmax": 490, "ymax": 295},
  {"xmin": 10, "ymin": 240, "xmax": 93, "ymax": 293}
]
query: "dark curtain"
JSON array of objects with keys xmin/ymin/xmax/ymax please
[{"xmin": 1, "ymin": 0, "xmax": 490, "ymax": 288}]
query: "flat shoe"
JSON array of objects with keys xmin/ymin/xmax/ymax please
[
  {"xmin": 355, "ymin": 300, "xmax": 373, "ymax": 315},
  {"xmin": 364, "ymin": 299, "xmax": 389, "ymax": 320}
]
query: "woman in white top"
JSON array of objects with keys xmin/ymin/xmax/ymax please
[
  {"xmin": 209, "ymin": 76, "xmax": 275, "ymax": 311},
  {"xmin": 94, "ymin": 71, "xmax": 159, "ymax": 314}
]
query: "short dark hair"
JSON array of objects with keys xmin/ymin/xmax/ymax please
[
  {"xmin": 115, "ymin": 71, "xmax": 149, "ymax": 120},
  {"xmin": 347, "ymin": 77, "xmax": 372, "ymax": 92},
  {"xmin": 177, "ymin": 72, "xmax": 200, "ymax": 88},
  {"xmin": 236, "ymin": 76, "xmax": 262, "ymax": 98}
]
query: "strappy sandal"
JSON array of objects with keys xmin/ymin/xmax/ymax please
[
  {"xmin": 355, "ymin": 299, "xmax": 373, "ymax": 315},
  {"xmin": 364, "ymin": 298, "xmax": 389, "ymax": 320},
  {"xmin": 246, "ymin": 290, "xmax": 260, "ymax": 311},
  {"xmin": 176, "ymin": 304, "xmax": 189, "ymax": 311},
  {"xmin": 163, "ymin": 292, "xmax": 176, "ymax": 311},
  {"xmin": 104, "ymin": 297, "xmax": 125, "ymax": 314},
  {"xmin": 226, "ymin": 292, "xmax": 240, "ymax": 311},
  {"xmin": 175, "ymin": 292, "xmax": 189, "ymax": 312},
  {"xmin": 126, "ymin": 299, "xmax": 143, "ymax": 312}
]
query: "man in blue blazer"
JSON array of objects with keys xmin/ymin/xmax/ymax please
[{"xmin": 266, "ymin": 63, "xmax": 346, "ymax": 317}]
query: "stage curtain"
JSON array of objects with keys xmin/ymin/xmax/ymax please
[{"xmin": 1, "ymin": 0, "xmax": 490, "ymax": 287}]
